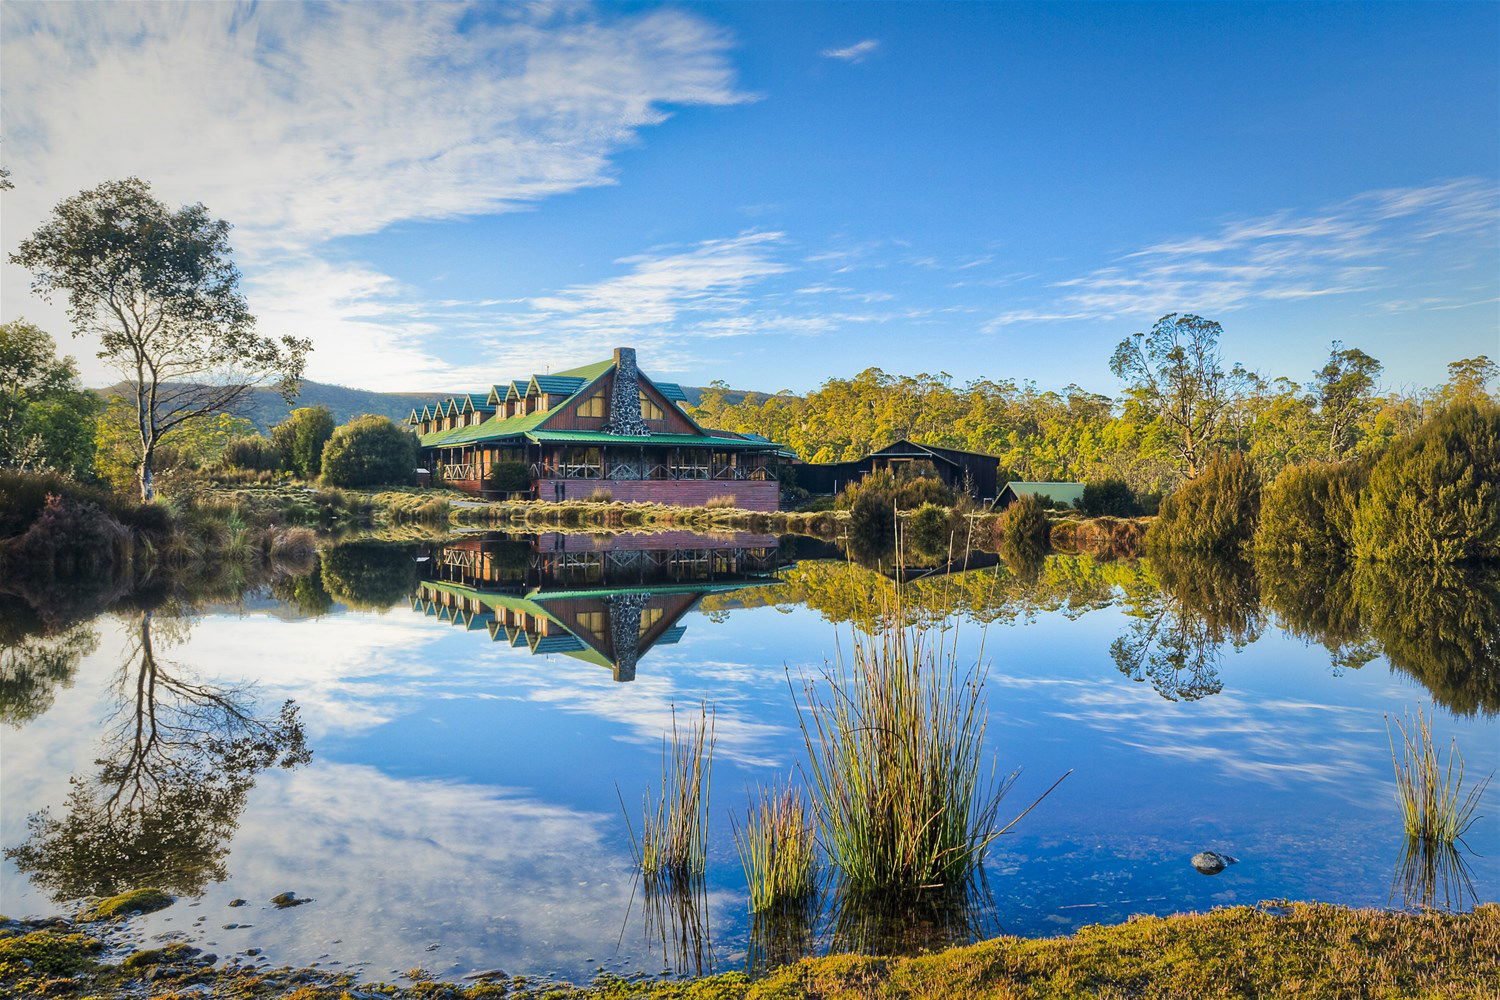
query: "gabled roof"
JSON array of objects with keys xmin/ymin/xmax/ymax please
[
  {"xmin": 1002, "ymin": 481, "xmax": 1086, "ymax": 506},
  {"xmin": 417, "ymin": 353, "xmax": 784, "ymax": 452}
]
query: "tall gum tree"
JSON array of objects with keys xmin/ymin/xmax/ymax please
[
  {"xmin": 11, "ymin": 177, "xmax": 310, "ymax": 500},
  {"xmin": 1110, "ymin": 313, "xmax": 1247, "ymax": 479}
]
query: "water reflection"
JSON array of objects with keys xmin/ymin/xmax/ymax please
[
  {"xmin": 4, "ymin": 608, "xmax": 310, "ymax": 900},
  {"xmin": 1391, "ymin": 837, "xmax": 1479, "ymax": 913},
  {"xmin": 412, "ymin": 532, "xmax": 789, "ymax": 681}
]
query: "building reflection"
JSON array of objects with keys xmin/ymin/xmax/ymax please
[{"xmin": 412, "ymin": 531, "xmax": 790, "ymax": 681}]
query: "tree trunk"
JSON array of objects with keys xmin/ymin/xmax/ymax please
[{"xmin": 138, "ymin": 444, "xmax": 156, "ymax": 502}]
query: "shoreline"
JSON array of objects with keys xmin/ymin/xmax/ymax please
[{"xmin": 3, "ymin": 899, "xmax": 1496, "ymax": 998}]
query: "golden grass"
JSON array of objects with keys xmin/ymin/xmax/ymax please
[
  {"xmin": 732, "ymin": 783, "xmax": 819, "ymax": 914},
  {"xmin": 625, "ymin": 704, "xmax": 716, "ymax": 881}
]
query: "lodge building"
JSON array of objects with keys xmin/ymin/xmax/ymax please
[{"xmin": 407, "ymin": 348, "xmax": 787, "ymax": 510}]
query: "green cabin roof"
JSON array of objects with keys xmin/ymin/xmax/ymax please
[{"xmin": 1003, "ymin": 481, "xmax": 1086, "ymax": 506}]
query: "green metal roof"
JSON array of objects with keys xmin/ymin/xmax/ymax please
[
  {"xmin": 1003, "ymin": 481, "xmax": 1086, "ymax": 506},
  {"xmin": 552, "ymin": 358, "xmax": 615, "ymax": 381},
  {"xmin": 533, "ymin": 375, "xmax": 587, "ymax": 395},
  {"xmin": 421, "ymin": 407, "xmax": 552, "ymax": 447},
  {"xmin": 524, "ymin": 430, "xmax": 780, "ymax": 449}
]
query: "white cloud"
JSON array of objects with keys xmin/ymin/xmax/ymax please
[
  {"xmin": 0, "ymin": 1, "xmax": 749, "ymax": 389},
  {"xmin": 821, "ymin": 39, "xmax": 880, "ymax": 63},
  {"xmin": 986, "ymin": 177, "xmax": 1500, "ymax": 329}
]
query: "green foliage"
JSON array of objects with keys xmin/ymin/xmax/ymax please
[
  {"xmin": 319, "ymin": 415, "xmax": 419, "ymax": 488},
  {"xmin": 0, "ymin": 319, "xmax": 100, "ymax": 479},
  {"xmin": 487, "ymin": 459, "xmax": 531, "ymax": 494},
  {"xmin": 1254, "ymin": 458, "xmax": 1368, "ymax": 558},
  {"xmin": 94, "ymin": 395, "xmax": 254, "ymax": 495},
  {"xmin": 1314, "ymin": 341, "xmax": 1382, "ymax": 459},
  {"xmin": 1351, "ymin": 401, "xmax": 1500, "ymax": 564},
  {"xmin": 904, "ymin": 503, "xmax": 952, "ymax": 559},
  {"xmin": 994, "ymin": 494, "xmax": 1049, "ymax": 559},
  {"xmin": 272, "ymin": 405, "xmax": 335, "ymax": 478},
  {"xmin": 221, "ymin": 434, "xmax": 282, "ymax": 472},
  {"xmin": 733, "ymin": 784, "xmax": 817, "ymax": 914},
  {"xmin": 1079, "ymin": 478, "xmax": 1138, "ymax": 517},
  {"xmin": 1147, "ymin": 452, "xmax": 1261, "ymax": 554}
]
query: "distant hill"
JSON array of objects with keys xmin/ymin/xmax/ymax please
[{"xmin": 98, "ymin": 379, "xmax": 782, "ymax": 432}]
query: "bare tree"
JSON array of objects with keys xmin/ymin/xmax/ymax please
[{"xmin": 11, "ymin": 178, "xmax": 310, "ymax": 499}]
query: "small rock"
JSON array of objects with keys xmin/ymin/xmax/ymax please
[
  {"xmin": 222, "ymin": 923, "xmax": 239, "ymax": 930},
  {"xmin": 245, "ymin": 949, "xmax": 261, "ymax": 957},
  {"xmin": 270, "ymin": 892, "xmax": 312, "ymax": 909},
  {"xmin": 425, "ymin": 943, "xmax": 441, "ymax": 952},
  {"xmin": 227, "ymin": 899, "xmax": 246, "ymax": 908},
  {"xmin": 198, "ymin": 953, "xmax": 218, "ymax": 965},
  {"xmin": 1191, "ymin": 851, "xmax": 1239, "ymax": 875},
  {"xmin": 464, "ymin": 969, "xmax": 510, "ymax": 981}
]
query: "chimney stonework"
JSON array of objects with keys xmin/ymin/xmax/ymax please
[{"xmin": 604, "ymin": 347, "xmax": 651, "ymax": 437}]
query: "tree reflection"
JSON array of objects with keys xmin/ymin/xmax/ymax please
[
  {"xmin": 0, "ymin": 609, "xmax": 96, "ymax": 726},
  {"xmin": 1111, "ymin": 554, "xmax": 1264, "ymax": 701},
  {"xmin": 319, "ymin": 540, "xmax": 419, "ymax": 611},
  {"xmin": 5, "ymin": 609, "xmax": 310, "ymax": 900}
]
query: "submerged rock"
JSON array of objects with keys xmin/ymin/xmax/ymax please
[
  {"xmin": 227, "ymin": 899, "xmax": 246, "ymax": 908},
  {"xmin": 1191, "ymin": 851, "xmax": 1239, "ymax": 875},
  {"xmin": 270, "ymin": 892, "xmax": 312, "ymax": 909}
]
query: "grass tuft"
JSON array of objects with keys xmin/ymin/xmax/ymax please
[
  {"xmin": 624, "ymin": 704, "xmax": 716, "ymax": 881},
  {"xmin": 731, "ymin": 782, "xmax": 819, "ymax": 913},
  {"xmin": 1386, "ymin": 708, "xmax": 1491, "ymax": 846},
  {"xmin": 795, "ymin": 586, "xmax": 1068, "ymax": 894}
]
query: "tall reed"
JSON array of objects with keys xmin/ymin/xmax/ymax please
[
  {"xmin": 732, "ymin": 782, "xmax": 818, "ymax": 913},
  {"xmin": 1386, "ymin": 708, "xmax": 1490, "ymax": 845},
  {"xmin": 795, "ymin": 583, "xmax": 1068, "ymax": 893},
  {"xmin": 624, "ymin": 703, "xmax": 716, "ymax": 880}
]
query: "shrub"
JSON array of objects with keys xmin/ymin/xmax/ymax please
[
  {"xmin": 588, "ymin": 487, "xmax": 615, "ymax": 503},
  {"xmin": 1254, "ymin": 458, "xmax": 1368, "ymax": 558},
  {"xmin": 905, "ymin": 502, "xmax": 952, "ymax": 558},
  {"xmin": 319, "ymin": 415, "xmax": 419, "ymax": 488},
  {"xmin": 1351, "ymin": 401, "xmax": 1500, "ymax": 564},
  {"xmin": 0, "ymin": 469, "xmax": 124, "ymax": 538},
  {"xmin": 895, "ymin": 473, "xmax": 955, "ymax": 510},
  {"xmin": 1079, "ymin": 478, "xmax": 1139, "ymax": 517},
  {"xmin": 994, "ymin": 493, "xmax": 1049, "ymax": 559},
  {"xmin": 487, "ymin": 460, "xmax": 531, "ymax": 495},
  {"xmin": 272, "ymin": 405, "xmax": 335, "ymax": 478},
  {"xmin": 1147, "ymin": 452, "xmax": 1260, "ymax": 554},
  {"xmin": 222, "ymin": 434, "xmax": 282, "ymax": 472},
  {"xmin": 705, "ymin": 494, "xmax": 738, "ymax": 509},
  {"xmin": 847, "ymin": 487, "xmax": 897, "ymax": 555}
]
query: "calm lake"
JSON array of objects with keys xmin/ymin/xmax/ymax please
[{"xmin": 3, "ymin": 529, "xmax": 1497, "ymax": 983}]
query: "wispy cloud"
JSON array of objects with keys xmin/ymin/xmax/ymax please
[
  {"xmin": 986, "ymin": 177, "xmax": 1500, "ymax": 329},
  {"xmin": 821, "ymin": 39, "xmax": 880, "ymax": 63},
  {"xmin": 0, "ymin": 1, "xmax": 749, "ymax": 389}
]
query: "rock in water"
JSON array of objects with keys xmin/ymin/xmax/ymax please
[{"xmin": 1191, "ymin": 851, "xmax": 1239, "ymax": 875}]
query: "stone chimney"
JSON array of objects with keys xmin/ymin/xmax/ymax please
[{"xmin": 604, "ymin": 346, "xmax": 651, "ymax": 436}]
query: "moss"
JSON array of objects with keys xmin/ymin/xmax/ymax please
[
  {"xmin": 79, "ymin": 887, "xmax": 173, "ymax": 921},
  {"xmin": 120, "ymin": 942, "xmax": 201, "ymax": 969},
  {"xmin": 6, "ymin": 903, "xmax": 1498, "ymax": 1000},
  {"xmin": 0, "ymin": 930, "xmax": 103, "ymax": 980}
]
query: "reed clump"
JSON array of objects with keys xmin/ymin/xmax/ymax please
[
  {"xmin": 796, "ymin": 591, "xmax": 1067, "ymax": 894},
  {"xmin": 627, "ymin": 704, "xmax": 716, "ymax": 881},
  {"xmin": 732, "ymin": 783, "xmax": 818, "ymax": 913},
  {"xmin": 1387, "ymin": 708, "xmax": 1491, "ymax": 846}
]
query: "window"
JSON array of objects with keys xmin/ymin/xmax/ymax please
[
  {"xmin": 577, "ymin": 610, "xmax": 606, "ymax": 634},
  {"xmin": 578, "ymin": 393, "xmax": 607, "ymax": 418},
  {"xmin": 639, "ymin": 392, "xmax": 665, "ymax": 421},
  {"xmin": 639, "ymin": 606, "xmax": 664, "ymax": 635}
]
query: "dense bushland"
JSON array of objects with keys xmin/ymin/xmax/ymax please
[{"xmin": 1146, "ymin": 452, "xmax": 1261, "ymax": 554}]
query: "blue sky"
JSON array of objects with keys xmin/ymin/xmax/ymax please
[{"xmin": 2, "ymin": 1, "xmax": 1496, "ymax": 393}]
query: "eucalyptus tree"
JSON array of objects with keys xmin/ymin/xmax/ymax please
[
  {"xmin": 1110, "ymin": 313, "xmax": 1247, "ymax": 479},
  {"xmin": 1313, "ymin": 341, "xmax": 1382, "ymax": 459},
  {"xmin": 11, "ymin": 178, "xmax": 310, "ymax": 499}
]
